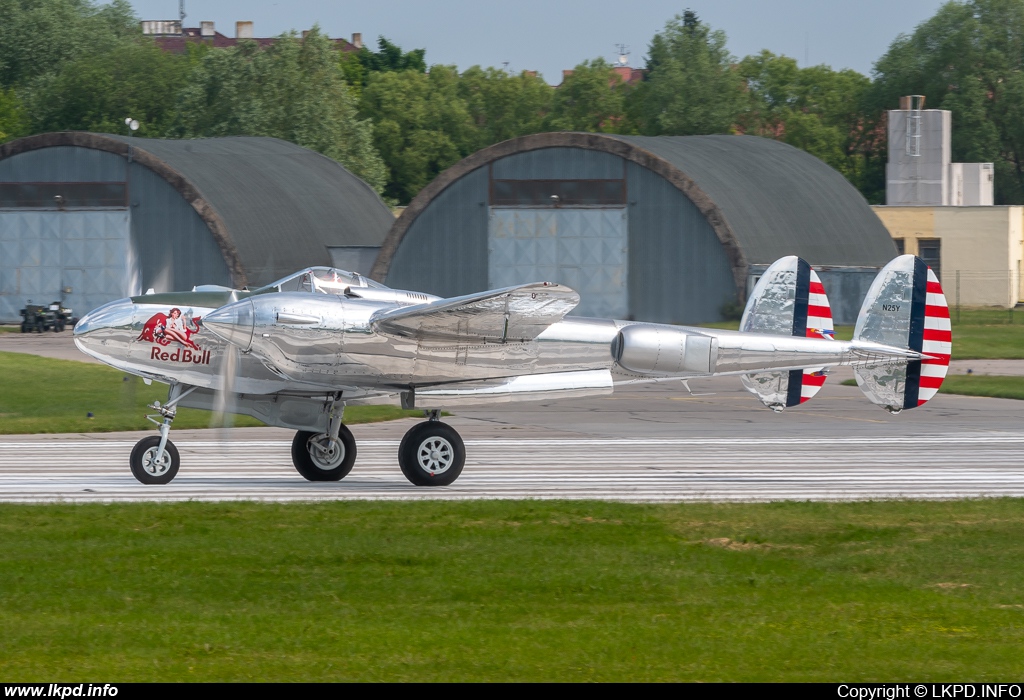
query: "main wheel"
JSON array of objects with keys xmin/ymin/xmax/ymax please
[
  {"xmin": 398, "ymin": 421, "xmax": 465, "ymax": 486},
  {"xmin": 129, "ymin": 436, "xmax": 180, "ymax": 485},
  {"xmin": 291, "ymin": 426, "xmax": 356, "ymax": 481}
]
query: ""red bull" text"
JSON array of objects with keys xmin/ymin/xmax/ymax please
[{"xmin": 150, "ymin": 346, "xmax": 211, "ymax": 364}]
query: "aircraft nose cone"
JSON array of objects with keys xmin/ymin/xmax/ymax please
[
  {"xmin": 72, "ymin": 298, "xmax": 137, "ymax": 363},
  {"xmin": 74, "ymin": 298, "xmax": 134, "ymax": 337},
  {"xmin": 203, "ymin": 298, "xmax": 255, "ymax": 351}
]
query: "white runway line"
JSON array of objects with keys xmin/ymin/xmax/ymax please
[{"xmin": 2, "ymin": 434, "xmax": 1024, "ymax": 502}]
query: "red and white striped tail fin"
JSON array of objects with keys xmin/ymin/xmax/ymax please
[
  {"xmin": 739, "ymin": 256, "xmax": 834, "ymax": 410},
  {"xmin": 799, "ymin": 268, "xmax": 836, "ymax": 403},
  {"xmin": 853, "ymin": 255, "xmax": 952, "ymax": 412},
  {"xmin": 918, "ymin": 267, "xmax": 951, "ymax": 405}
]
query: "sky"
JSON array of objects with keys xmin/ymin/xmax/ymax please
[{"xmin": 128, "ymin": 0, "xmax": 949, "ymax": 83}]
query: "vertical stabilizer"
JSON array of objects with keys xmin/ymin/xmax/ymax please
[
  {"xmin": 740, "ymin": 256, "xmax": 835, "ymax": 410},
  {"xmin": 852, "ymin": 255, "xmax": 951, "ymax": 412}
]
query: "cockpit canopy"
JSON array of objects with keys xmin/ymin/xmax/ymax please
[{"xmin": 256, "ymin": 267, "xmax": 388, "ymax": 295}]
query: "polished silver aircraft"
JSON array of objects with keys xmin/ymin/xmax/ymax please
[{"xmin": 74, "ymin": 254, "xmax": 951, "ymax": 486}]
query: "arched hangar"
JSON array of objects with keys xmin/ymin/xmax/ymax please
[
  {"xmin": 373, "ymin": 133, "xmax": 897, "ymax": 324},
  {"xmin": 0, "ymin": 133, "xmax": 393, "ymax": 323}
]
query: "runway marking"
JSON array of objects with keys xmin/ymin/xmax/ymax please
[{"xmin": 2, "ymin": 434, "xmax": 1024, "ymax": 503}]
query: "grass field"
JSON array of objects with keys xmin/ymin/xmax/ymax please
[
  {"xmin": 840, "ymin": 375, "xmax": 1024, "ymax": 400},
  {"xmin": 1, "ymin": 499, "xmax": 1023, "ymax": 681},
  {"xmin": 705, "ymin": 307, "xmax": 1024, "ymax": 359},
  {"xmin": 0, "ymin": 351, "xmax": 418, "ymax": 434},
  {"xmin": 946, "ymin": 308, "xmax": 1024, "ymax": 360}
]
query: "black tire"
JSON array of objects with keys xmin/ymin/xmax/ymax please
[
  {"xmin": 129, "ymin": 435, "xmax": 180, "ymax": 485},
  {"xmin": 20, "ymin": 322, "xmax": 27, "ymax": 333},
  {"xmin": 291, "ymin": 425, "xmax": 356, "ymax": 481},
  {"xmin": 398, "ymin": 421, "xmax": 465, "ymax": 486}
]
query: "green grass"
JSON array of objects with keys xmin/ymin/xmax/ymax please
[
  {"xmin": 707, "ymin": 307, "xmax": 1024, "ymax": 360},
  {"xmin": 0, "ymin": 351, "xmax": 418, "ymax": 434},
  {"xmin": 0, "ymin": 325, "xmax": 22, "ymax": 333},
  {"xmin": 939, "ymin": 375, "xmax": 1024, "ymax": 400},
  {"xmin": 840, "ymin": 375, "xmax": 1024, "ymax": 400},
  {"xmin": 948, "ymin": 308, "xmax": 1024, "ymax": 360},
  {"xmin": 2, "ymin": 499, "xmax": 1024, "ymax": 681}
]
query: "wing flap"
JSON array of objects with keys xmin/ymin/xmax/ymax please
[{"xmin": 370, "ymin": 282, "xmax": 579, "ymax": 343}]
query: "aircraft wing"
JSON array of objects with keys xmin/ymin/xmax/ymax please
[{"xmin": 369, "ymin": 282, "xmax": 579, "ymax": 343}]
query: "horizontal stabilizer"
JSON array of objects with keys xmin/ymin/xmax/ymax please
[
  {"xmin": 740, "ymin": 256, "xmax": 835, "ymax": 410},
  {"xmin": 852, "ymin": 255, "xmax": 951, "ymax": 413},
  {"xmin": 370, "ymin": 282, "xmax": 579, "ymax": 343}
]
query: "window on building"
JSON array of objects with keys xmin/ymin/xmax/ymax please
[
  {"xmin": 893, "ymin": 238, "xmax": 905, "ymax": 255},
  {"xmin": 0, "ymin": 182, "xmax": 127, "ymax": 208},
  {"xmin": 490, "ymin": 179, "xmax": 626, "ymax": 207},
  {"xmin": 918, "ymin": 238, "xmax": 941, "ymax": 281}
]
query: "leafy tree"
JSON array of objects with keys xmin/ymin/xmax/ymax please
[
  {"xmin": 626, "ymin": 10, "xmax": 743, "ymax": 135},
  {"xmin": 867, "ymin": 0, "xmax": 1024, "ymax": 203},
  {"xmin": 359, "ymin": 65, "xmax": 477, "ymax": 202},
  {"xmin": 22, "ymin": 38, "xmax": 189, "ymax": 136},
  {"xmin": 546, "ymin": 58, "xmax": 625, "ymax": 132},
  {"xmin": 340, "ymin": 36, "xmax": 427, "ymax": 92},
  {"xmin": 170, "ymin": 28, "xmax": 386, "ymax": 193},
  {"xmin": 736, "ymin": 51, "xmax": 873, "ymax": 190},
  {"xmin": 0, "ymin": 0, "xmax": 137, "ymax": 89},
  {"xmin": 360, "ymin": 37, "xmax": 427, "ymax": 74},
  {"xmin": 458, "ymin": 66, "xmax": 552, "ymax": 147},
  {"xmin": 0, "ymin": 87, "xmax": 28, "ymax": 142}
]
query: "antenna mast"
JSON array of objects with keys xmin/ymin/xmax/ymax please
[
  {"xmin": 615, "ymin": 43, "xmax": 630, "ymax": 67},
  {"xmin": 179, "ymin": 0, "xmax": 186, "ymax": 24}
]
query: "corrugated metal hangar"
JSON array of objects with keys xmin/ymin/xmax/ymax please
[
  {"xmin": 372, "ymin": 132, "xmax": 897, "ymax": 324},
  {"xmin": 0, "ymin": 133, "xmax": 393, "ymax": 323}
]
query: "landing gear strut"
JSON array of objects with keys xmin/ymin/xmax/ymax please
[
  {"xmin": 291, "ymin": 398, "xmax": 356, "ymax": 481},
  {"xmin": 398, "ymin": 411, "xmax": 465, "ymax": 486},
  {"xmin": 130, "ymin": 384, "xmax": 194, "ymax": 485}
]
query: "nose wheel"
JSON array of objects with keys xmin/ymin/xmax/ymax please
[
  {"xmin": 398, "ymin": 421, "xmax": 465, "ymax": 486},
  {"xmin": 130, "ymin": 435, "xmax": 180, "ymax": 484},
  {"xmin": 130, "ymin": 384, "xmax": 194, "ymax": 485}
]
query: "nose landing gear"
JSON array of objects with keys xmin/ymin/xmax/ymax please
[
  {"xmin": 130, "ymin": 435, "xmax": 180, "ymax": 484},
  {"xmin": 129, "ymin": 384, "xmax": 194, "ymax": 485}
]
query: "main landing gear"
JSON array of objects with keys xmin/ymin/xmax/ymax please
[
  {"xmin": 130, "ymin": 383, "xmax": 195, "ymax": 485},
  {"xmin": 289, "ymin": 409, "xmax": 466, "ymax": 487},
  {"xmin": 290, "ymin": 400, "xmax": 356, "ymax": 481},
  {"xmin": 397, "ymin": 410, "xmax": 466, "ymax": 486}
]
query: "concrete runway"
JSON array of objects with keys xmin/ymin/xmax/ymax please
[{"xmin": 2, "ymin": 369, "xmax": 1024, "ymax": 503}]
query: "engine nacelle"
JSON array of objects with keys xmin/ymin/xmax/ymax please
[{"xmin": 612, "ymin": 325, "xmax": 716, "ymax": 375}]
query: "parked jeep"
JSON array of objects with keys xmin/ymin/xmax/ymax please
[{"xmin": 19, "ymin": 301, "xmax": 73, "ymax": 332}]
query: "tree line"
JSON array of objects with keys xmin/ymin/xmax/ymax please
[{"xmin": 3, "ymin": 1, "xmax": 1024, "ymax": 205}]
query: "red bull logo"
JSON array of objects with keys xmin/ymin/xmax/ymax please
[
  {"xmin": 149, "ymin": 345, "xmax": 211, "ymax": 364},
  {"xmin": 138, "ymin": 307, "xmax": 210, "ymax": 365}
]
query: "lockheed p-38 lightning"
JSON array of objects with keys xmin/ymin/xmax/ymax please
[{"xmin": 73, "ymin": 254, "xmax": 951, "ymax": 486}]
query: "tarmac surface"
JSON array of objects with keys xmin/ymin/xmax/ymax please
[{"xmin": 1, "ymin": 357, "xmax": 1023, "ymax": 502}]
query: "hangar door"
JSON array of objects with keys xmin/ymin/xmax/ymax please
[
  {"xmin": 0, "ymin": 211, "xmax": 134, "ymax": 324},
  {"xmin": 488, "ymin": 208, "xmax": 628, "ymax": 318}
]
